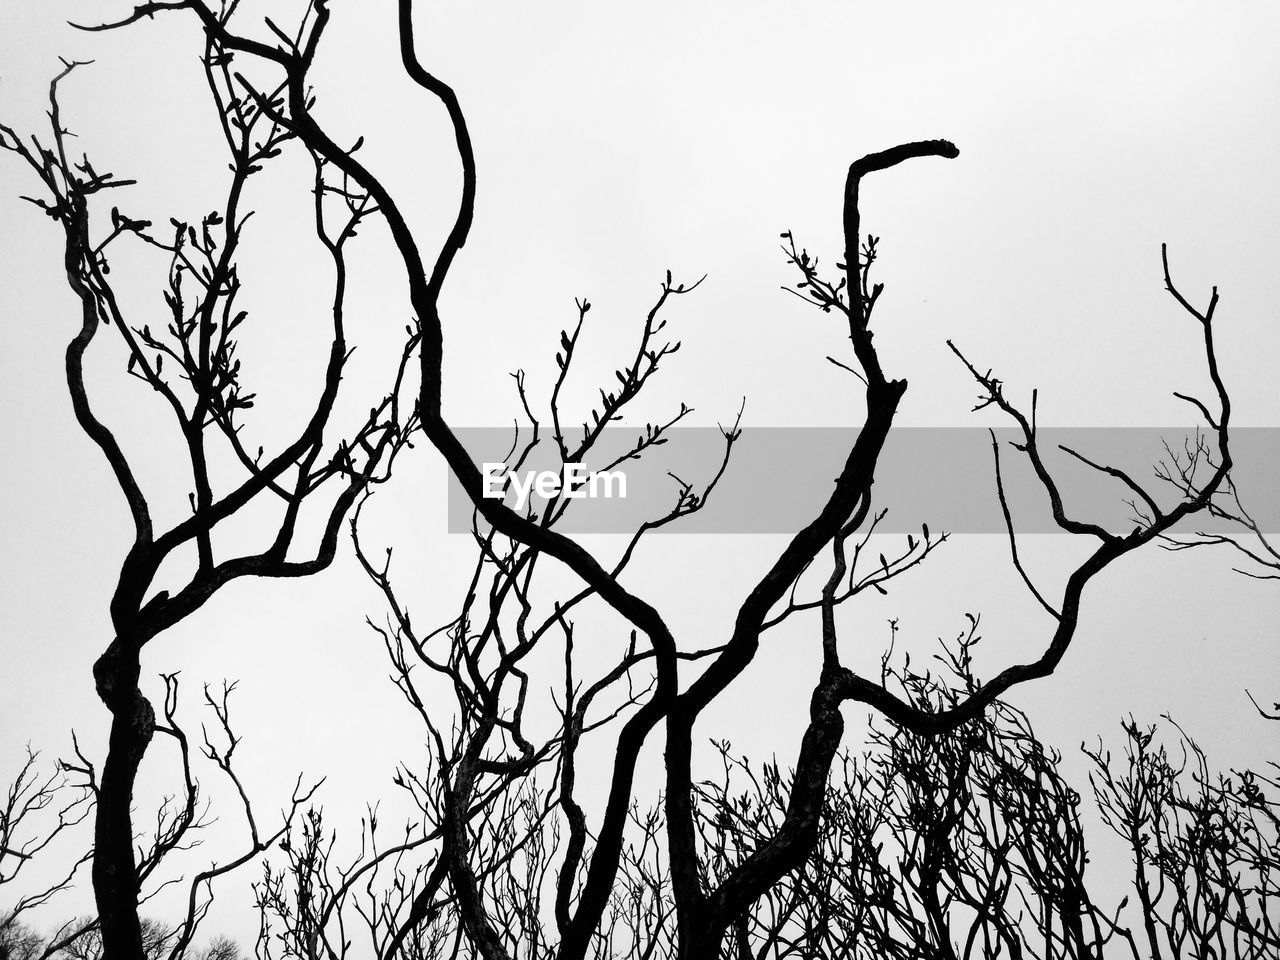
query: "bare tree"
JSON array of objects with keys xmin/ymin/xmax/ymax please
[
  {"xmin": 685, "ymin": 638, "xmax": 1280, "ymax": 960},
  {"xmin": 1087, "ymin": 709, "xmax": 1280, "ymax": 960},
  {"xmin": 5, "ymin": 916, "xmax": 244, "ymax": 960},
  {"xmin": 257, "ymin": 619, "xmax": 1280, "ymax": 960},
  {"xmin": 1, "ymin": 679, "xmax": 288, "ymax": 960},
  {"xmin": 684, "ymin": 624, "xmax": 1125, "ymax": 960},
  {"xmin": 1, "ymin": 749, "xmax": 93, "ymax": 943},
  {"xmin": 0, "ymin": 6, "xmax": 419, "ymax": 957},
  {"xmin": 56, "ymin": 3, "xmax": 1236, "ymax": 958},
  {"xmin": 4, "ymin": 2, "xmax": 1248, "ymax": 959},
  {"xmin": 261, "ymin": 135, "xmax": 1231, "ymax": 953}
]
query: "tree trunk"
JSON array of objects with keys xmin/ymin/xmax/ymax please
[{"xmin": 91, "ymin": 642, "xmax": 154, "ymax": 960}]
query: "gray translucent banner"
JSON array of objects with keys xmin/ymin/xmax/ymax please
[{"xmin": 445, "ymin": 427, "xmax": 1278, "ymax": 534}]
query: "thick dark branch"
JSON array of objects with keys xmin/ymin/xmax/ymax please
[{"xmin": 663, "ymin": 140, "xmax": 958, "ymax": 954}]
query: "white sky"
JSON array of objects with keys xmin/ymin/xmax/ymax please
[{"xmin": 2, "ymin": 0, "xmax": 1279, "ymax": 948}]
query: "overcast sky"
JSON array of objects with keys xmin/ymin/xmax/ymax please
[{"xmin": 2, "ymin": 0, "xmax": 1279, "ymax": 946}]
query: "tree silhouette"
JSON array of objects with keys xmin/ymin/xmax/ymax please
[
  {"xmin": 1, "ymin": 913, "xmax": 245, "ymax": 960},
  {"xmin": 0, "ymin": 9, "xmax": 418, "ymax": 958},
  {"xmin": 1, "ymin": 677, "xmax": 311, "ymax": 959},
  {"xmin": 1, "ymin": 749, "xmax": 93, "ymax": 943},
  {"xmin": 682, "ymin": 643, "xmax": 1280, "ymax": 959},
  {"xmin": 1, "ymin": 2, "xmax": 1256, "ymax": 959}
]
